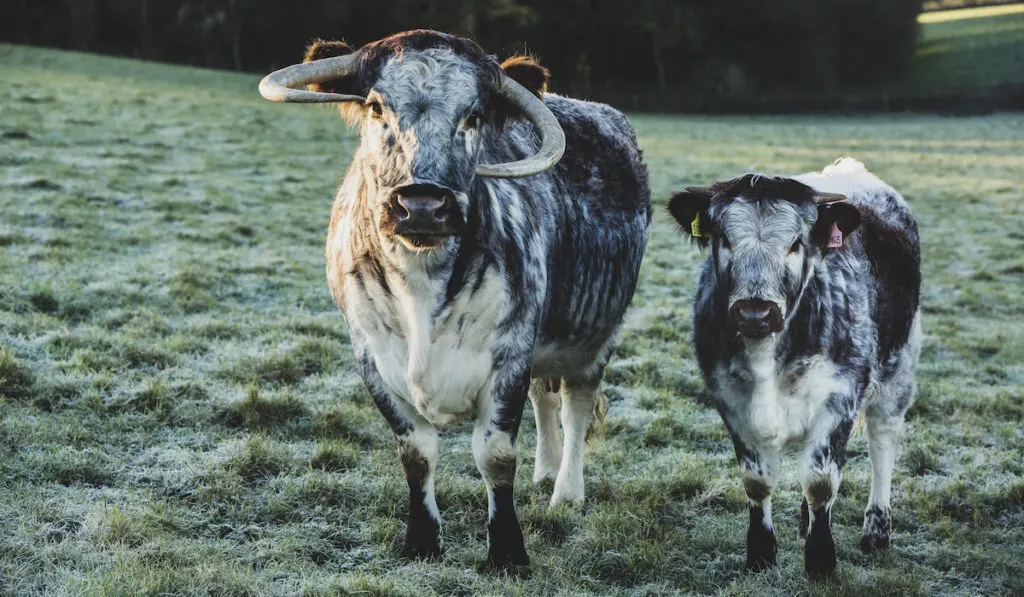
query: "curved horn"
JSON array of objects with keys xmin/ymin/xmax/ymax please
[
  {"xmin": 258, "ymin": 54, "xmax": 364, "ymax": 103},
  {"xmin": 476, "ymin": 76, "xmax": 565, "ymax": 178},
  {"xmin": 814, "ymin": 192, "xmax": 848, "ymax": 204}
]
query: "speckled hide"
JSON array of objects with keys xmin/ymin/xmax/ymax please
[
  {"xmin": 668, "ymin": 158, "xmax": 920, "ymax": 578},
  {"xmin": 316, "ymin": 31, "xmax": 651, "ymax": 569}
]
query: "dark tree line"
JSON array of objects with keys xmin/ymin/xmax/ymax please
[{"xmin": 3, "ymin": 0, "xmax": 924, "ymax": 110}]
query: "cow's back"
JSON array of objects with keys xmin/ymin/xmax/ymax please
[
  {"xmin": 528, "ymin": 95, "xmax": 651, "ymax": 373},
  {"xmin": 796, "ymin": 159, "xmax": 921, "ymax": 366}
]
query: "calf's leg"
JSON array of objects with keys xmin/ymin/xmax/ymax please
[
  {"xmin": 861, "ymin": 410, "xmax": 904, "ymax": 553},
  {"xmin": 736, "ymin": 443, "xmax": 780, "ymax": 572},
  {"xmin": 529, "ymin": 378, "xmax": 562, "ymax": 486},
  {"xmin": 800, "ymin": 416, "xmax": 854, "ymax": 579}
]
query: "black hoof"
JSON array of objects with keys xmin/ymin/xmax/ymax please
[
  {"xmin": 804, "ymin": 536, "xmax": 836, "ymax": 579},
  {"xmin": 805, "ymin": 507, "xmax": 836, "ymax": 580},
  {"xmin": 860, "ymin": 532, "xmax": 891, "ymax": 554},
  {"xmin": 402, "ymin": 521, "xmax": 442, "ymax": 560},
  {"xmin": 480, "ymin": 550, "xmax": 531, "ymax": 578}
]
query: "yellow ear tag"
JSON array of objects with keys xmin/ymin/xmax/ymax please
[{"xmin": 691, "ymin": 213, "xmax": 704, "ymax": 238}]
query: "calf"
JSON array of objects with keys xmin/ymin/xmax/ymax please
[
  {"xmin": 258, "ymin": 30, "xmax": 651, "ymax": 569},
  {"xmin": 667, "ymin": 158, "xmax": 921, "ymax": 578}
]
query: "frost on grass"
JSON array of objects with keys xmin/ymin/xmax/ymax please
[{"xmin": 0, "ymin": 44, "xmax": 1022, "ymax": 596}]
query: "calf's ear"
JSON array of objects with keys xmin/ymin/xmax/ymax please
[
  {"xmin": 813, "ymin": 202, "xmax": 861, "ymax": 250},
  {"xmin": 501, "ymin": 55, "xmax": 549, "ymax": 97},
  {"xmin": 667, "ymin": 186, "xmax": 714, "ymax": 248}
]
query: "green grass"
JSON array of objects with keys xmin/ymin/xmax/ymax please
[
  {"xmin": 906, "ymin": 3, "xmax": 1024, "ymax": 92},
  {"xmin": 2, "ymin": 43, "xmax": 1023, "ymax": 596}
]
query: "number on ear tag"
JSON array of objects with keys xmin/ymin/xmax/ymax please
[
  {"xmin": 828, "ymin": 221, "xmax": 843, "ymax": 248},
  {"xmin": 691, "ymin": 213, "xmax": 704, "ymax": 238}
]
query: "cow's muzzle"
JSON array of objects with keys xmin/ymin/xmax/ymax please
[
  {"xmin": 383, "ymin": 183, "xmax": 464, "ymax": 248},
  {"xmin": 730, "ymin": 299, "xmax": 783, "ymax": 339}
]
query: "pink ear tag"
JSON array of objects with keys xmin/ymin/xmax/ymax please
[{"xmin": 827, "ymin": 221, "xmax": 843, "ymax": 248}]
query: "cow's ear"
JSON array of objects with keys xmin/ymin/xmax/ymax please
[
  {"xmin": 667, "ymin": 186, "xmax": 714, "ymax": 248},
  {"xmin": 501, "ymin": 55, "xmax": 549, "ymax": 98},
  {"xmin": 303, "ymin": 39, "xmax": 359, "ymax": 96},
  {"xmin": 303, "ymin": 39, "xmax": 363, "ymax": 124},
  {"xmin": 813, "ymin": 202, "xmax": 861, "ymax": 250}
]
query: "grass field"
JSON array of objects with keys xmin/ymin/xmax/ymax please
[{"xmin": 1, "ymin": 44, "xmax": 1023, "ymax": 597}]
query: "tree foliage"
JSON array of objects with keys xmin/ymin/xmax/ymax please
[{"xmin": 2, "ymin": 0, "xmax": 923, "ymax": 108}]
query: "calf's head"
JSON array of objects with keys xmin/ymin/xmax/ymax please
[
  {"xmin": 668, "ymin": 175, "xmax": 860, "ymax": 339},
  {"xmin": 259, "ymin": 30, "xmax": 564, "ymax": 251}
]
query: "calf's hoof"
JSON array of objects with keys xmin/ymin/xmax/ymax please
[
  {"xmin": 482, "ymin": 546, "xmax": 531, "ymax": 577},
  {"xmin": 804, "ymin": 538, "xmax": 836, "ymax": 580},
  {"xmin": 860, "ymin": 505, "xmax": 892, "ymax": 554},
  {"xmin": 745, "ymin": 524, "xmax": 777, "ymax": 572},
  {"xmin": 402, "ymin": 525, "xmax": 442, "ymax": 560}
]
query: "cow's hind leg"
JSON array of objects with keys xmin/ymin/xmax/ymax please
[
  {"xmin": 861, "ymin": 410, "xmax": 904, "ymax": 553},
  {"xmin": 529, "ymin": 378, "xmax": 562, "ymax": 487},
  {"xmin": 550, "ymin": 374, "xmax": 599, "ymax": 507}
]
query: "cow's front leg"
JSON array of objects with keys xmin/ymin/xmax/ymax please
[
  {"xmin": 801, "ymin": 414, "xmax": 855, "ymax": 579},
  {"xmin": 474, "ymin": 368, "xmax": 530, "ymax": 570},
  {"xmin": 359, "ymin": 355, "xmax": 442, "ymax": 559},
  {"xmin": 551, "ymin": 373, "xmax": 600, "ymax": 507},
  {"xmin": 736, "ymin": 440, "xmax": 781, "ymax": 572}
]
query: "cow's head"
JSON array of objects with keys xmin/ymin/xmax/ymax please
[
  {"xmin": 668, "ymin": 175, "xmax": 860, "ymax": 339},
  {"xmin": 259, "ymin": 30, "xmax": 564, "ymax": 252}
]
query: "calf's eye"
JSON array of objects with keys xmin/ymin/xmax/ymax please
[
  {"xmin": 368, "ymin": 100, "xmax": 384, "ymax": 119},
  {"xmin": 464, "ymin": 111, "xmax": 482, "ymax": 129},
  {"xmin": 789, "ymin": 239, "xmax": 802, "ymax": 255},
  {"xmin": 721, "ymin": 236, "xmax": 732, "ymax": 251}
]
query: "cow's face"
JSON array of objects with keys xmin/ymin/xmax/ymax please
[
  {"xmin": 668, "ymin": 175, "xmax": 860, "ymax": 339},
  {"xmin": 305, "ymin": 33, "xmax": 548, "ymax": 252}
]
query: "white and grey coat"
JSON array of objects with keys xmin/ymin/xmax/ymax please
[{"xmin": 668, "ymin": 158, "xmax": 921, "ymax": 578}]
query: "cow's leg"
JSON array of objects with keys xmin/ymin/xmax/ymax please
[
  {"xmin": 474, "ymin": 369, "xmax": 530, "ymax": 570},
  {"xmin": 529, "ymin": 378, "xmax": 562, "ymax": 486},
  {"xmin": 800, "ymin": 415, "xmax": 855, "ymax": 580},
  {"xmin": 550, "ymin": 374, "xmax": 599, "ymax": 507},
  {"xmin": 737, "ymin": 442, "xmax": 780, "ymax": 572},
  {"xmin": 359, "ymin": 354, "xmax": 442, "ymax": 559},
  {"xmin": 861, "ymin": 409, "xmax": 904, "ymax": 553}
]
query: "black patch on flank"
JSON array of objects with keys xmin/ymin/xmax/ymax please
[
  {"xmin": 804, "ymin": 506, "xmax": 836, "ymax": 579},
  {"xmin": 746, "ymin": 505, "xmax": 777, "ymax": 572},
  {"xmin": 485, "ymin": 485, "xmax": 529, "ymax": 569},
  {"xmin": 859, "ymin": 204, "xmax": 921, "ymax": 364}
]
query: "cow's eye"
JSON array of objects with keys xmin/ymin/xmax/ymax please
[
  {"xmin": 789, "ymin": 239, "xmax": 802, "ymax": 255},
  {"xmin": 720, "ymin": 235, "xmax": 732, "ymax": 251},
  {"xmin": 368, "ymin": 100, "xmax": 384, "ymax": 119},
  {"xmin": 464, "ymin": 111, "xmax": 482, "ymax": 129}
]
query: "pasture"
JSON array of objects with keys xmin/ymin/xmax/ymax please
[{"xmin": 1, "ymin": 43, "xmax": 1023, "ymax": 597}]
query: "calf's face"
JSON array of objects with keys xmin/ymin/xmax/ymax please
[
  {"xmin": 305, "ymin": 36, "xmax": 548, "ymax": 251},
  {"xmin": 668, "ymin": 175, "xmax": 860, "ymax": 339}
]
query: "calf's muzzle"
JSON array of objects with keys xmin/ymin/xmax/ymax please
[{"xmin": 730, "ymin": 299, "xmax": 783, "ymax": 339}]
